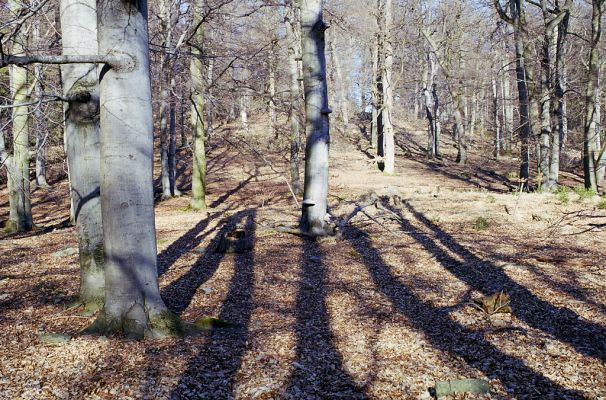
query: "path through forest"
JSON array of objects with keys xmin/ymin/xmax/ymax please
[{"xmin": 0, "ymin": 121, "xmax": 605, "ymax": 399}]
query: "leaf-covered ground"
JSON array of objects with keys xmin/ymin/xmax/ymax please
[{"xmin": 1, "ymin": 120, "xmax": 605, "ymax": 399}]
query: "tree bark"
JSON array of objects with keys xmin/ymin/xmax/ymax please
[
  {"xmin": 33, "ymin": 17, "xmax": 49, "ymax": 189},
  {"xmin": 492, "ymin": 78, "xmax": 501, "ymax": 160},
  {"xmin": 381, "ymin": 0, "xmax": 395, "ymax": 174},
  {"xmin": 6, "ymin": 0, "xmax": 33, "ymax": 233},
  {"xmin": 300, "ymin": 0, "xmax": 332, "ymax": 236},
  {"xmin": 583, "ymin": 0, "xmax": 604, "ymax": 191},
  {"xmin": 89, "ymin": 0, "xmax": 172, "ymax": 338},
  {"xmin": 190, "ymin": 0, "xmax": 208, "ymax": 212},
  {"xmin": 285, "ymin": 0, "xmax": 302, "ymax": 195},
  {"xmin": 60, "ymin": 0, "xmax": 105, "ymax": 310}
]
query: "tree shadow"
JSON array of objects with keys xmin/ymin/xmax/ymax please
[
  {"xmin": 169, "ymin": 210, "xmax": 256, "ymax": 398},
  {"xmin": 157, "ymin": 210, "xmax": 226, "ymax": 277},
  {"xmin": 344, "ymin": 226, "xmax": 585, "ymax": 398},
  {"xmin": 390, "ymin": 198, "xmax": 606, "ymax": 363},
  {"xmin": 285, "ymin": 238, "xmax": 368, "ymax": 399},
  {"xmin": 161, "ymin": 209, "xmax": 252, "ymax": 315}
]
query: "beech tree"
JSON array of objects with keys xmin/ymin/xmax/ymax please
[
  {"xmin": 190, "ymin": 0, "xmax": 208, "ymax": 212},
  {"xmin": 300, "ymin": 0, "xmax": 332, "ymax": 236},
  {"xmin": 60, "ymin": 0, "xmax": 105, "ymax": 309},
  {"xmin": 86, "ymin": 0, "xmax": 175, "ymax": 338},
  {"xmin": 4, "ymin": 0, "xmax": 33, "ymax": 233}
]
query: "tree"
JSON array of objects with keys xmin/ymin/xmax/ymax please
[
  {"xmin": 285, "ymin": 0, "xmax": 303, "ymax": 195},
  {"xmin": 5, "ymin": 0, "xmax": 33, "ymax": 233},
  {"xmin": 300, "ymin": 0, "xmax": 332, "ymax": 236},
  {"xmin": 86, "ymin": 0, "xmax": 175, "ymax": 338},
  {"xmin": 190, "ymin": 0, "xmax": 208, "ymax": 212},
  {"xmin": 60, "ymin": 0, "xmax": 105, "ymax": 310},
  {"xmin": 583, "ymin": 0, "xmax": 606, "ymax": 191}
]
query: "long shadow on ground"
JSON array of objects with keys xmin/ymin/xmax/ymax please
[
  {"xmin": 392, "ymin": 199, "xmax": 606, "ymax": 363},
  {"xmin": 344, "ymin": 225, "xmax": 585, "ymax": 398},
  {"xmin": 169, "ymin": 210, "xmax": 256, "ymax": 399},
  {"xmin": 285, "ymin": 239, "xmax": 368, "ymax": 399},
  {"xmin": 161, "ymin": 209, "xmax": 253, "ymax": 315},
  {"xmin": 157, "ymin": 210, "xmax": 225, "ymax": 277}
]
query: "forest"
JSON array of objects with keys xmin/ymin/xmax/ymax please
[{"xmin": 0, "ymin": 0, "xmax": 605, "ymax": 398}]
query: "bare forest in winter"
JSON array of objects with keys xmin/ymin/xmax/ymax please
[{"xmin": 0, "ymin": 0, "xmax": 605, "ymax": 398}]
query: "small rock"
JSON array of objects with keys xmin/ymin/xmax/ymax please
[
  {"xmin": 0, "ymin": 293, "xmax": 10, "ymax": 302},
  {"xmin": 202, "ymin": 287, "xmax": 212, "ymax": 295},
  {"xmin": 52, "ymin": 247, "xmax": 78, "ymax": 258},
  {"xmin": 39, "ymin": 333, "xmax": 72, "ymax": 344}
]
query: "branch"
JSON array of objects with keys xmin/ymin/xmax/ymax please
[
  {"xmin": 0, "ymin": 54, "xmax": 131, "ymax": 69},
  {"xmin": 494, "ymin": 0, "xmax": 514, "ymax": 25}
]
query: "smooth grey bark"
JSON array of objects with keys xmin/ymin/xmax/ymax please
[
  {"xmin": 88, "ymin": 0, "xmax": 172, "ymax": 338},
  {"xmin": 329, "ymin": 40, "xmax": 349, "ymax": 132},
  {"xmin": 300, "ymin": 0, "xmax": 332, "ymax": 236},
  {"xmin": 370, "ymin": 42, "xmax": 381, "ymax": 150},
  {"xmin": 285, "ymin": 0, "xmax": 302, "ymax": 195},
  {"xmin": 268, "ymin": 44, "xmax": 277, "ymax": 139},
  {"xmin": 33, "ymin": 18, "xmax": 49, "ymax": 189},
  {"xmin": 190, "ymin": 0, "xmax": 208, "ymax": 212},
  {"xmin": 6, "ymin": 0, "xmax": 33, "ymax": 233},
  {"xmin": 60, "ymin": 0, "xmax": 104, "ymax": 309},
  {"xmin": 583, "ymin": 0, "xmax": 605, "ymax": 191},
  {"xmin": 381, "ymin": 0, "xmax": 395, "ymax": 174},
  {"xmin": 501, "ymin": 53, "xmax": 514, "ymax": 152},
  {"xmin": 158, "ymin": 0, "xmax": 180, "ymax": 199},
  {"xmin": 492, "ymin": 78, "xmax": 501, "ymax": 160}
]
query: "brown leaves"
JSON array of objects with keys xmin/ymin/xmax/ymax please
[{"xmin": 471, "ymin": 291, "xmax": 512, "ymax": 315}]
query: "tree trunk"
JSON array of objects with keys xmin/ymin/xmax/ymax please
[
  {"xmin": 492, "ymin": 78, "xmax": 501, "ymax": 160},
  {"xmin": 370, "ymin": 43, "xmax": 381, "ymax": 150},
  {"xmin": 285, "ymin": 0, "xmax": 302, "ymax": 195},
  {"xmin": 60, "ymin": 0, "xmax": 105, "ymax": 310},
  {"xmin": 330, "ymin": 40, "xmax": 349, "ymax": 132},
  {"xmin": 33, "ymin": 18, "xmax": 49, "ymax": 189},
  {"xmin": 6, "ymin": 0, "xmax": 33, "ymax": 233},
  {"xmin": 190, "ymin": 0, "xmax": 208, "ymax": 212},
  {"xmin": 89, "ymin": 0, "xmax": 172, "ymax": 338},
  {"xmin": 583, "ymin": 0, "xmax": 604, "ymax": 191},
  {"xmin": 433, "ymin": 83, "xmax": 441, "ymax": 158},
  {"xmin": 381, "ymin": 0, "xmax": 395, "ymax": 174},
  {"xmin": 268, "ymin": 47, "xmax": 277, "ymax": 139},
  {"xmin": 300, "ymin": 0, "xmax": 332, "ymax": 236}
]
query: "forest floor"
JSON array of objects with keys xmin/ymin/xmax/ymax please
[{"xmin": 0, "ymin": 118, "xmax": 605, "ymax": 399}]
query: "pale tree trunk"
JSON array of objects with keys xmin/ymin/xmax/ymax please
[
  {"xmin": 33, "ymin": 18, "xmax": 49, "ymax": 189},
  {"xmin": 158, "ymin": 0, "xmax": 180, "ymax": 199},
  {"xmin": 330, "ymin": 40, "xmax": 349, "ymax": 132},
  {"xmin": 453, "ymin": 93, "xmax": 467, "ymax": 164},
  {"xmin": 300, "ymin": 0, "xmax": 332, "ymax": 236},
  {"xmin": 6, "ymin": 0, "xmax": 33, "ymax": 233},
  {"xmin": 423, "ymin": 51, "xmax": 436, "ymax": 158},
  {"xmin": 492, "ymin": 77, "xmax": 501, "ymax": 159},
  {"xmin": 371, "ymin": 42, "xmax": 381, "ymax": 150},
  {"xmin": 433, "ymin": 83, "xmax": 441, "ymax": 158},
  {"xmin": 60, "ymin": 0, "xmax": 104, "ymax": 310},
  {"xmin": 206, "ymin": 50, "xmax": 214, "ymax": 139},
  {"xmin": 268, "ymin": 45, "xmax": 277, "ymax": 139},
  {"xmin": 538, "ymin": 0, "xmax": 570, "ymax": 191},
  {"xmin": 87, "ymin": 0, "xmax": 173, "ymax": 338},
  {"xmin": 190, "ymin": 0, "xmax": 208, "ymax": 212},
  {"xmin": 285, "ymin": 0, "xmax": 302, "ymax": 195},
  {"xmin": 381, "ymin": 0, "xmax": 395, "ymax": 174},
  {"xmin": 470, "ymin": 93, "xmax": 477, "ymax": 135},
  {"xmin": 240, "ymin": 96, "xmax": 249, "ymax": 132},
  {"xmin": 501, "ymin": 54, "xmax": 514, "ymax": 152},
  {"xmin": 583, "ymin": 0, "xmax": 604, "ymax": 191}
]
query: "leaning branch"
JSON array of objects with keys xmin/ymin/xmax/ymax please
[{"xmin": 0, "ymin": 54, "xmax": 131, "ymax": 69}]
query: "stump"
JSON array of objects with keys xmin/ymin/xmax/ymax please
[{"xmin": 215, "ymin": 227, "xmax": 253, "ymax": 253}]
